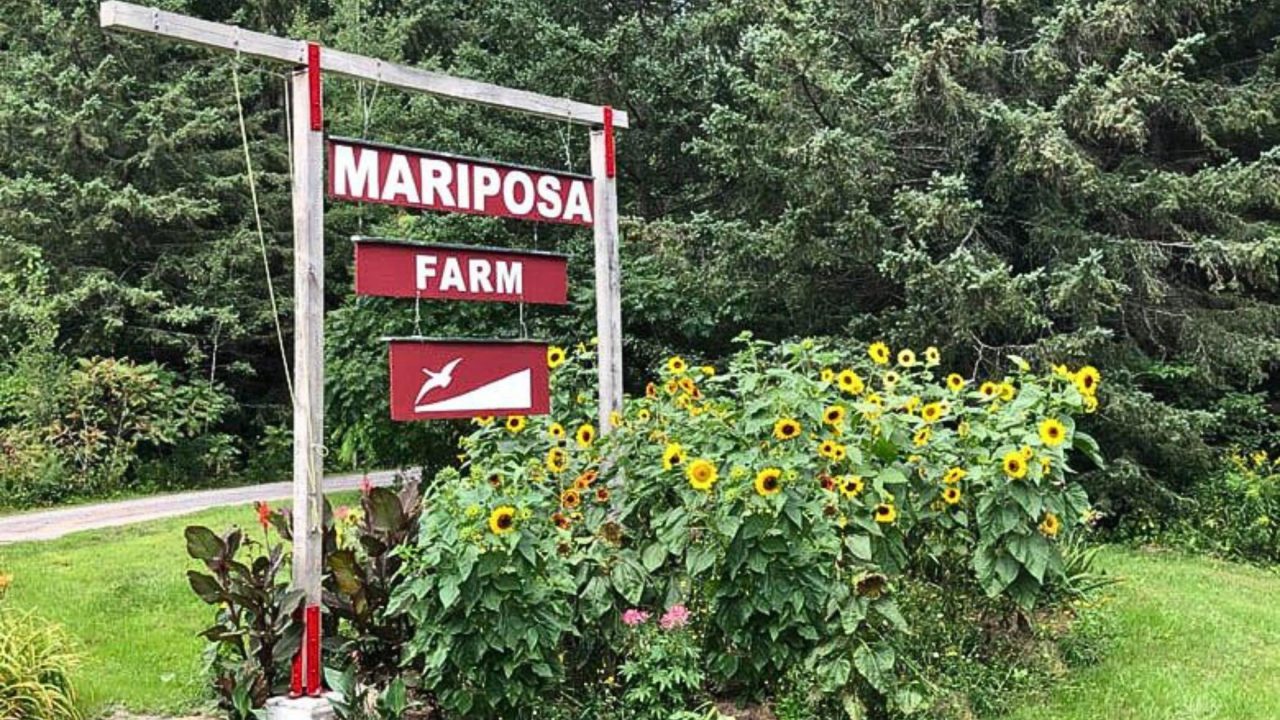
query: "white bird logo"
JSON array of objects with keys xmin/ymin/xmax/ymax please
[{"xmin": 414, "ymin": 358, "xmax": 462, "ymax": 405}]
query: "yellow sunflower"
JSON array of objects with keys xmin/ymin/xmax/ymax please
[
  {"xmin": 998, "ymin": 382, "xmax": 1016, "ymax": 402},
  {"xmin": 840, "ymin": 475, "xmax": 865, "ymax": 499},
  {"xmin": 645, "ymin": 382, "xmax": 658, "ymax": 399},
  {"xmin": 1074, "ymin": 365, "xmax": 1101, "ymax": 396},
  {"xmin": 897, "ymin": 348, "xmax": 917, "ymax": 367},
  {"xmin": 924, "ymin": 346, "xmax": 941, "ymax": 367},
  {"xmin": 546, "ymin": 447, "xmax": 568, "ymax": 473},
  {"xmin": 701, "ymin": 365, "xmax": 716, "ymax": 377},
  {"xmin": 576, "ymin": 423, "xmax": 596, "ymax": 448},
  {"xmin": 474, "ymin": 415, "xmax": 495, "ymax": 427},
  {"xmin": 678, "ymin": 376, "xmax": 697, "ymax": 395},
  {"xmin": 831, "ymin": 443, "xmax": 848, "ymax": 461},
  {"xmin": 1020, "ymin": 445, "xmax": 1034, "ymax": 461},
  {"xmin": 1002, "ymin": 451, "xmax": 1028, "ymax": 479},
  {"xmin": 818, "ymin": 439, "xmax": 839, "ymax": 459},
  {"xmin": 1038, "ymin": 418, "xmax": 1067, "ymax": 447},
  {"xmin": 836, "ymin": 370, "xmax": 863, "ymax": 395},
  {"xmin": 943, "ymin": 467, "xmax": 967, "ymax": 484},
  {"xmin": 609, "ymin": 410, "xmax": 624, "ymax": 429},
  {"xmin": 946, "ymin": 373, "xmax": 966, "ymax": 393},
  {"xmin": 821, "ymin": 368, "xmax": 835, "ymax": 383},
  {"xmin": 1039, "ymin": 512, "xmax": 1062, "ymax": 538},
  {"xmin": 1083, "ymin": 394, "xmax": 1099, "ymax": 413},
  {"xmin": 548, "ymin": 422, "xmax": 566, "ymax": 441},
  {"xmin": 637, "ymin": 408, "xmax": 652, "ymax": 423},
  {"xmin": 868, "ymin": 342, "xmax": 891, "ymax": 365},
  {"xmin": 823, "ymin": 405, "xmax": 847, "ymax": 426},
  {"xmin": 667, "ymin": 356, "xmax": 688, "ymax": 374},
  {"xmin": 686, "ymin": 458, "xmax": 718, "ymax": 491},
  {"xmin": 874, "ymin": 503, "xmax": 897, "ymax": 524},
  {"xmin": 505, "ymin": 415, "xmax": 527, "ymax": 433},
  {"xmin": 913, "ymin": 427, "xmax": 932, "ymax": 447},
  {"xmin": 560, "ymin": 488, "xmax": 581, "ymax": 509},
  {"xmin": 920, "ymin": 402, "xmax": 946, "ymax": 424},
  {"xmin": 979, "ymin": 381, "xmax": 999, "ymax": 400},
  {"xmin": 754, "ymin": 468, "xmax": 783, "ymax": 497},
  {"xmin": 547, "ymin": 345, "xmax": 567, "ymax": 369},
  {"xmin": 773, "ymin": 418, "xmax": 802, "ymax": 441},
  {"xmin": 664, "ymin": 379, "xmax": 679, "ymax": 395},
  {"xmin": 882, "ymin": 371, "xmax": 901, "ymax": 391},
  {"xmin": 942, "ymin": 486, "xmax": 962, "ymax": 505},
  {"xmin": 662, "ymin": 443, "xmax": 686, "ymax": 470},
  {"xmin": 488, "ymin": 506, "xmax": 517, "ymax": 535}
]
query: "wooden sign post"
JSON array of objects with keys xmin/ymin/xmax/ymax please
[{"xmin": 98, "ymin": 3, "xmax": 627, "ymax": 717}]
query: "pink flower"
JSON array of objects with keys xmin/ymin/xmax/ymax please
[
  {"xmin": 360, "ymin": 474, "xmax": 373, "ymax": 495},
  {"xmin": 659, "ymin": 604, "xmax": 690, "ymax": 630},
  {"xmin": 335, "ymin": 506, "xmax": 350, "ymax": 521},
  {"xmin": 622, "ymin": 608, "xmax": 650, "ymax": 627}
]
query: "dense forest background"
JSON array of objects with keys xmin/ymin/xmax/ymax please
[{"xmin": 0, "ymin": 0, "xmax": 1277, "ymax": 525}]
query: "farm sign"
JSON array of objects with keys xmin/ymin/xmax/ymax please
[
  {"xmin": 387, "ymin": 339, "xmax": 551, "ymax": 420},
  {"xmin": 353, "ymin": 237, "xmax": 568, "ymax": 304},
  {"xmin": 328, "ymin": 137, "xmax": 594, "ymax": 225}
]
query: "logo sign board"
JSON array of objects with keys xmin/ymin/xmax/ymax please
[
  {"xmin": 353, "ymin": 238, "xmax": 568, "ymax": 305},
  {"xmin": 388, "ymin": 339, "xmax": 551, "ymax": 421},
  {"xmin": 328, "ymin": 137, "xmax": 594, "ymax": 226}
]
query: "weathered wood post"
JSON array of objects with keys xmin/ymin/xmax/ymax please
[{"xmin": 590, "ymin": 112, "xmax": 623, "ymax": 434}]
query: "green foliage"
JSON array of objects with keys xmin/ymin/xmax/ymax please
[
  {"xmin": 0, "ymin": 607, "xmax": 82, "ymax": 720},
  {"xmin": 184, "ymin": 523, "xmax": 302, "ymax": 719},
  {"xmin": 1159, "ymin": 450, "xmax": 1280, "ymax": 565},
  {"xmin": 618, "ymin": 609, "xmax": 704, "ymax": 720},
  {"xmin": 395, "ymin": 339, "xmax": 1101, "ymax": 716}
]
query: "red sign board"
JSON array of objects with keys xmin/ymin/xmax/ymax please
[
  {"xmin": 353, "ymin": 238, "xmax": 568, "ymax": 305},
  {"xmin": 328, "ymin": 137, "xmax": 594, "ymax": 226},
  {"xmin": 388, "ymin": 339, "xmax": 551, "ymax": 421}
]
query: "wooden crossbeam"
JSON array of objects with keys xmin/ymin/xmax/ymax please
[{"xmin": 99, "ymin": 1, "xmax": 628, "ymax": 128}]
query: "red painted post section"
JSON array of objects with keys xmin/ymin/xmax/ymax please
[
  {"xmin": 603, "ymin": 105, "xmax": 616, "ymax": 178},
  {"xmin": 307, "ymin": 43, "xmax": 323, "ymax": 131},
  {"xmin": 290, "ymin": 650, "xmax": 303, "ymax": 697},
  {"xmin": 387, "ymin": 339, "xmax": 551, "ymax": 421},
  {"xmin": 305, "ymin": 605, "xmax": 322, "ymax": 696}
]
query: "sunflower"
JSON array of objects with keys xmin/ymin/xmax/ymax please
[
  {"xmin": 818, "ymin": 439, "xmax": 839, "ymax": 459},
  {"xmin": 546, "ymin": 447, "xmax": 568, "ymax": 473},
  {"xmin": 1039, "ymin": 456, "xmax": 1052, "ymax": 474},
  {"xmin": 920, "ymin": 402, "xmax": 946, "ymax": 424},
  {"xmin": 1038, "ymin": 418, "xmax": 1067, "ymax": 447},
  {"xmin": 505, "ymin": 415, "xmax": 527, "ymax": 433},
  {"xmin": 574, "ymin": 469, "xmax": 598, "ymax": 489},
  {"xmin": 686, "ymin": 458, "xmax": 718, "ymax": 491},
  {"xmin": 868, "ymin": 342, "xmax": 891, "ymax": 365},
  {"xmin": 1074, "ymin": 365, "xmax": 1101, "ymax": 396},
  {"xmin": 662, "ymin": 443, "xmax": 686, "ymax": 470},
  {"xmin": 637, "ymin": 408, "xmax": 652, "ymax": 423},
  {"xmin": 946, "ymin": 373, "xmax": 966, "ymax": 393},
  {"xmin": 595, "ymin": 487, "xmax": 610, "ymax": 503},
  {"xmin": 548, "ymin": 422, "xmax": 566, "ymax": 441},
  {"xmin": 773, "ymin": 418, "xmax": 802, "ymax": 441},
  {"xmin": 897, "ymin": 348, "xmax": 917, "ymax": 367},
  {"xmin": 664, "ymin": 379, "xmax": 679, "ymax": 395},
  {"xmin": 924, "ymin": 346, "xmax": 941, "ymax": 367},
  {"xmin": 819, "ymin": 473, "xmax": 837, "ymax": 492},
  {"xmin": 488, "ymin": 506, "xmax": 517, "ymax": 535},
  {"xmin": 474, "ymin": 415, "xmax": 495, "ymax": 427},
  {"xmin": 942, "ymin": 486, "xmax": 962, "ymax": 505},
  {"xmin": 754, "ymin": 468, "xmax": 783, "ymax": 497},
  {"xmin": 940, "ymin": 468, "xmax": 964, "ymax": 485},
  {"xmin": 840, "ymin": 475, "xmax": 865, "ymax": 499},
  {"xmin": 821, "ymin": 368, "xmax": 835, "ymax": 383},
  {"xmin": 837, "ymin": 369, "xmax": 865, "ymax": 395},
  {"xmin": 701, "ymin": 365, "xmax": 716, "ymax": 377},
  {"xmin": 1020, "ymin": 445, "xmax": 1034, "ymax": 461},
  {"xmin": 678, "ymin": 376, "xmax": 696, "ymax": 395},
  {"xmin": 999, "ymin": 382, "xmax": 1016, "ymax": 402},
  {"xmin": 978, "ymin": 381, "xmax": 999, "ymax": 400},
  {"xmin": 547, "ymin": 346, "xmax": 567, "ymax": 369},
  {"xmin": 609, "ymin": 410, "xmax": 624, "ymax": 429},
  {"xmin": 561, "ymin": 488, "xmax": 582, "ymax": 509},
  {"xmin": 1083, "ymin": 395, "xmax": 1098, "ymax": 413},
  {"xmin": 576, "ymin": 423, "xmax": 596, "ymax": 448},
  {"xmin": 1002, "ymin": 451, "xmax": 1028, "ymax": 479},
  {"xmin": 551, "ymin": 512, "xmax": 571, "ymax": 530},
  {"xmin": 831, "ymin": 443, "xmax": 848, "ymax": 461},
  {"xmin": 667, "ymin": 356, "xmax": 688, "ymax": 374},
  {"xmin": 874, "ymin": 503, "xmax": 897, "ymax": 524},
  {"xmin": 1052, "ymin": 363, "xmax": 1071, "ymax": 379},
  {"xmin": 882, "ymin": 371, "xmax": 901, "ymax": 390},
  {"xmin": 913, "ymin": 427, "xmax": 932, "ymax": 447},
  {"xmin": 645, "ymin": 382, "xmax": 658, "ymax": 399},
  {"xmin": 902, "ymin": 395, "xmax": 921, "ymax": 414},
  {"xmin": 1038, "ymin": 511, "xmax": 1062, "ymax": 538},
  {"xmin": 823, "ymin": 405, "xmax": 847, "ymax": 426}
]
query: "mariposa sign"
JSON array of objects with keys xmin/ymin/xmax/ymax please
[
  {"xmin": 353, "ymin": 237, "xmax": 568, "ymax": 305},
  {"xmin": 387, "ymin": 338, "xmax": 551, "ymax": 420},
  {"xmin": 329, "ymin": 137, "xmax": 594, "ymax": 226}
]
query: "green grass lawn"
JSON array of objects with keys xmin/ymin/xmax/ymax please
[
  {"xmin": 1004, "ymin": 547, "xmax": 1280, "ymax": 720},
  {"xmin": 0, "ymin": 493, "xmax": 358, "ymax": 717}
]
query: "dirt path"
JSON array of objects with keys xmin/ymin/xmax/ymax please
[{"xmin": 0, "ymin": 469, "xmax": 403, "ymax": 543}]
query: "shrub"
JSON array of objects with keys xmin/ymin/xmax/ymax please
[
  {"xmin": 0, "ymin": 605, "xmax": 82, "ymax": 720},
  {"xmin": 1161, "ymin": 449, "xmax": 1280, "ymax": 565},
  {"xmin": 395, "ymin": 336, "xmax": 1102, "ymax": 717}
]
